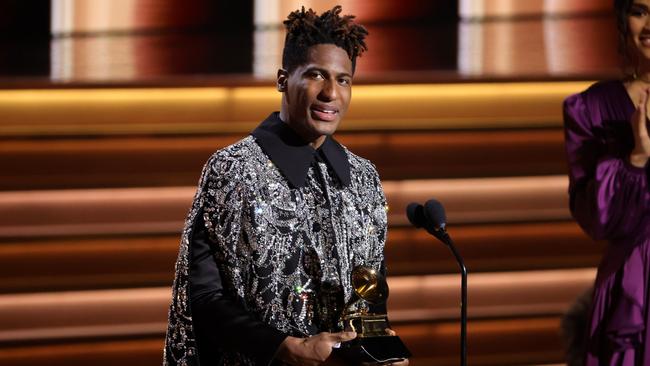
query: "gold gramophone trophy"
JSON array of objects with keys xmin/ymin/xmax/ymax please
[{"xmin": 336, "ymin": 266, "xmax": 411, "ymax": 364}]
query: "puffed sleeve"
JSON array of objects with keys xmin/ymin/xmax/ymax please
[
  {"xmin": 563, "ymin": 92, "xmax": 650, "ymax": 240},
  {"xmin": 189, "ymin": 155, "xmax": 287, "ymax": 365}
]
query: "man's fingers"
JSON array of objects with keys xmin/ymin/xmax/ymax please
[
  {"xmin": 331, "ymin": 331, "xmax": 357, "ymax": 342},
  {"xmin": 385, "ymin": 328, "xmax": 396, "ymax": 336}
]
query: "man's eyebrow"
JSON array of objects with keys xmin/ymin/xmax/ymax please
[
  {"xmin": 302, "ymin": 66, "xmax": 326, "ymax": 75},
  {"xmin": 303, "ymin": 67, "xmax": 352, "ymax": 78},
  {"xmin": 632, "ymin": 2, "xmax": 650, "ymax": 10}
]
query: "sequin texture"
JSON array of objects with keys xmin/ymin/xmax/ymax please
[{"xmin": 163, "ymin": 136, "xmax": 387, "ymax": 366}]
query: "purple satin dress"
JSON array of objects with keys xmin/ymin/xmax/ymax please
[{"xmin": 564, "ymin": 80, "xmax": 650, "ymax": 365}]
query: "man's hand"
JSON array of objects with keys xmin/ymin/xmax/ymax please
[
  {"xmin": 361, "ymin": 329, "xmax": 408, "ymax": 366},
  {"xmin": 276, "ymin": 331, "xmax": 356, "ymax": 366},
  {"xmin": 630, "ymin": 88, "xmax": 650, "ymax": 168}
]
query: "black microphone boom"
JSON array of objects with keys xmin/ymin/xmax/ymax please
[{"xmin": 407, "ymin": 199, "xmax": 468, "ymax": 366}]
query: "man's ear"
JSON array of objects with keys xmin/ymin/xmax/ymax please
[{"xmin": 277, "ymin": 68, "xmax": 288, "ymax": 92}]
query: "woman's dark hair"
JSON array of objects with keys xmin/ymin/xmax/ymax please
[
  {"xmin": 282, "ymin": 5, "xmax": 368, "ymax": 74},
  {"xmin": 614, "ymin": 0, "xmax": 633, "ymax": 62}
]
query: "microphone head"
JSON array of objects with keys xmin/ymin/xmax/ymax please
[
  {"xmin": 424, "ymin": 199, "xmax": 447, "ymax": 229},
  {"xmin": 406, "ymin": 202, "xmax": 425, "ymax": 228}
]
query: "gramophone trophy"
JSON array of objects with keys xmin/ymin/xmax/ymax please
[{"xmin": 335, "ymin": 266, "xmax": 411, "ymax": 364}]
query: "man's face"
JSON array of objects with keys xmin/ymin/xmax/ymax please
[{"xmin": 279, "ymin": 44, "xmax": 353, "ymax": 147}]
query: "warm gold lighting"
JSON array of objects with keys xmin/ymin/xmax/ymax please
[{"xmin": 0, "ymin": 81, "xmax": 591, "ymax": 136}]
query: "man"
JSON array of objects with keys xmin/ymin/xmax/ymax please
[{"xmin": 164, "ymin": 6, "xmax": 406, "ymax": 366}]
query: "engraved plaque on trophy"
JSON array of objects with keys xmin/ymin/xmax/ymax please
[{"xmin": 336, "ymin": 266, "xmax": 411, "ymax": 364}]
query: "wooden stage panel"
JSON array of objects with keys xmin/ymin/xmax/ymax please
[
  {"xmin": 0, "ymin": 235, "xmax": 178, "ymax": 293},
  {"xmin": 0, "ymin": 176, "xmax": 572, "ymax": 238},
  {"xmin": 0, "ymin": 129, "xmax": 566, "ymax": 190},
  {"xmin": 0, "ymin": 267, "xmax": 588, "ymax": 365},
  {"xmin": 0, "ymin": 271, "xmax": 591, "ymax": 343},
  {"xmin": 0, "ymin": 317, "xmax": 565, "ymax": 366},
  {"xmin": 386, "ymin": 221, "xmax": 601, "ymax": 276},
  {"xmin": 0, "ymin": 338, "xmax": 164, "ymax": 366},
  {"xmin": 0, "ymin": 221, "xmax": 599, "ymax": 293},
  {"xmin": 394, "ymin": 316, "xmax": 564, "ymax": 366},
  {"xmin": 0, "ymin": 176, "xmax": 596, "ymax": 293}
]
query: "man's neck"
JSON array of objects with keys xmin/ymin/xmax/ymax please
[{"xmin": 278, "ymin": 110, "xmax": 325, "ymax": 149}]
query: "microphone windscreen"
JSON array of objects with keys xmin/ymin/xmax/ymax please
[
  {"xmin": 406, "ymin": 202, "xmax": 425, "ymax": 228},
  {"xmin": 424, "ymin": 199, "xmax": 446, "ymax": 228}
]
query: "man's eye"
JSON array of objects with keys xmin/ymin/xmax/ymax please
[
  {"xmin": 339, "ymin": 78, "xmax": 351, "ymax": 86},
  {"xmin": 310, "ymin": 72, "xmax": 324, "ymax": 80}
]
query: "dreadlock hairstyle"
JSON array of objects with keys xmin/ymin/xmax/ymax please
[{"xmin": 282, "ymin": 5, "xmax": 368, "ymax": 74}]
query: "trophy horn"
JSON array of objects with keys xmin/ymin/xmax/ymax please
[{"xmin": 351, "ymin": 266, "xmax": 388, "ymax": 305}]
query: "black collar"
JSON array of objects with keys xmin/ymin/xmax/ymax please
[{"xmin": 250, "ymin": 112, "xmax": 351, "ymax": 188}]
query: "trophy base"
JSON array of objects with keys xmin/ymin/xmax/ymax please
[{"xmin": 335, "ymin": 335, "xmax": 411, "ymax": 364}]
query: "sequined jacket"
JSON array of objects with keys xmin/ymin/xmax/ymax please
[{"xmin": 163, "ymin": 113, "xmax": 388, "ymax": 366}]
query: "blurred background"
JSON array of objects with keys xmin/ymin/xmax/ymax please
[{"xmin": 0, "ymin": 0, "xmax": 617, "ymax": 365}]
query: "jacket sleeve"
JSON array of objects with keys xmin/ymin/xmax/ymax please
[
  {"xmin": 189, "ymin": 157, "xmax": 287, "ymax": 365},
  {"xmin": 564, "ymin": 93, "xmax": 650, "ymax": 240},
  {"xmin": 367, "ymin": 165, "xmax": 389, "ymax": 316}
]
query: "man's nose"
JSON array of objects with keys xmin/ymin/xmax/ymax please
[{"xmin": 319, "ymin": 79, "xmax": 337, "ymax": 101}]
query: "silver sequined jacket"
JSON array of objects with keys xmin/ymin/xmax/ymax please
[{"xmin": 164, "ymin": 115, "xmax": 387, "ymax": 366}]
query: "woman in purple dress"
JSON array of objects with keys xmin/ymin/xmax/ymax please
[{"xmin": 564, "ymin": 0, "xmax": 650, "ymax": 364}]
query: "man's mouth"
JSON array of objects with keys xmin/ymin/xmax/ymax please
[{"xmin": 310, "ymin": 105, "xmax": 338, "ymax": 121}]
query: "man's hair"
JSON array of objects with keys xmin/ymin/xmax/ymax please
[{"xmin": 282, "ymin": 5, "xmax": 368, "ymax": 73}]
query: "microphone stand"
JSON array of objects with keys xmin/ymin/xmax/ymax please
[
  {"xmin": 407, "ymin": 201, "xmax": 467, "ymax": 366},
  {"xmin": 440, "ymin": 231, "xmax": 467, "ymax": 366}
]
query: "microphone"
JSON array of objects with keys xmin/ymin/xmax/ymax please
[
  {"xmin": 406, "ymin": 199, "xmax": 467, "ymax": 366},
  {"xmin": 406, "ymin": 202, "xmax": 425, "ymax": 228},
  {"xmin": 423, "ymin": 198, "xmax": 446, "ymax": 230},
  {"xmin": 424, "ymin": 199, "xmax": 451, "ymax": 243},
  {"xmin": 406, "ymin": 199, "xmax": 450, "ymax": 244}
]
